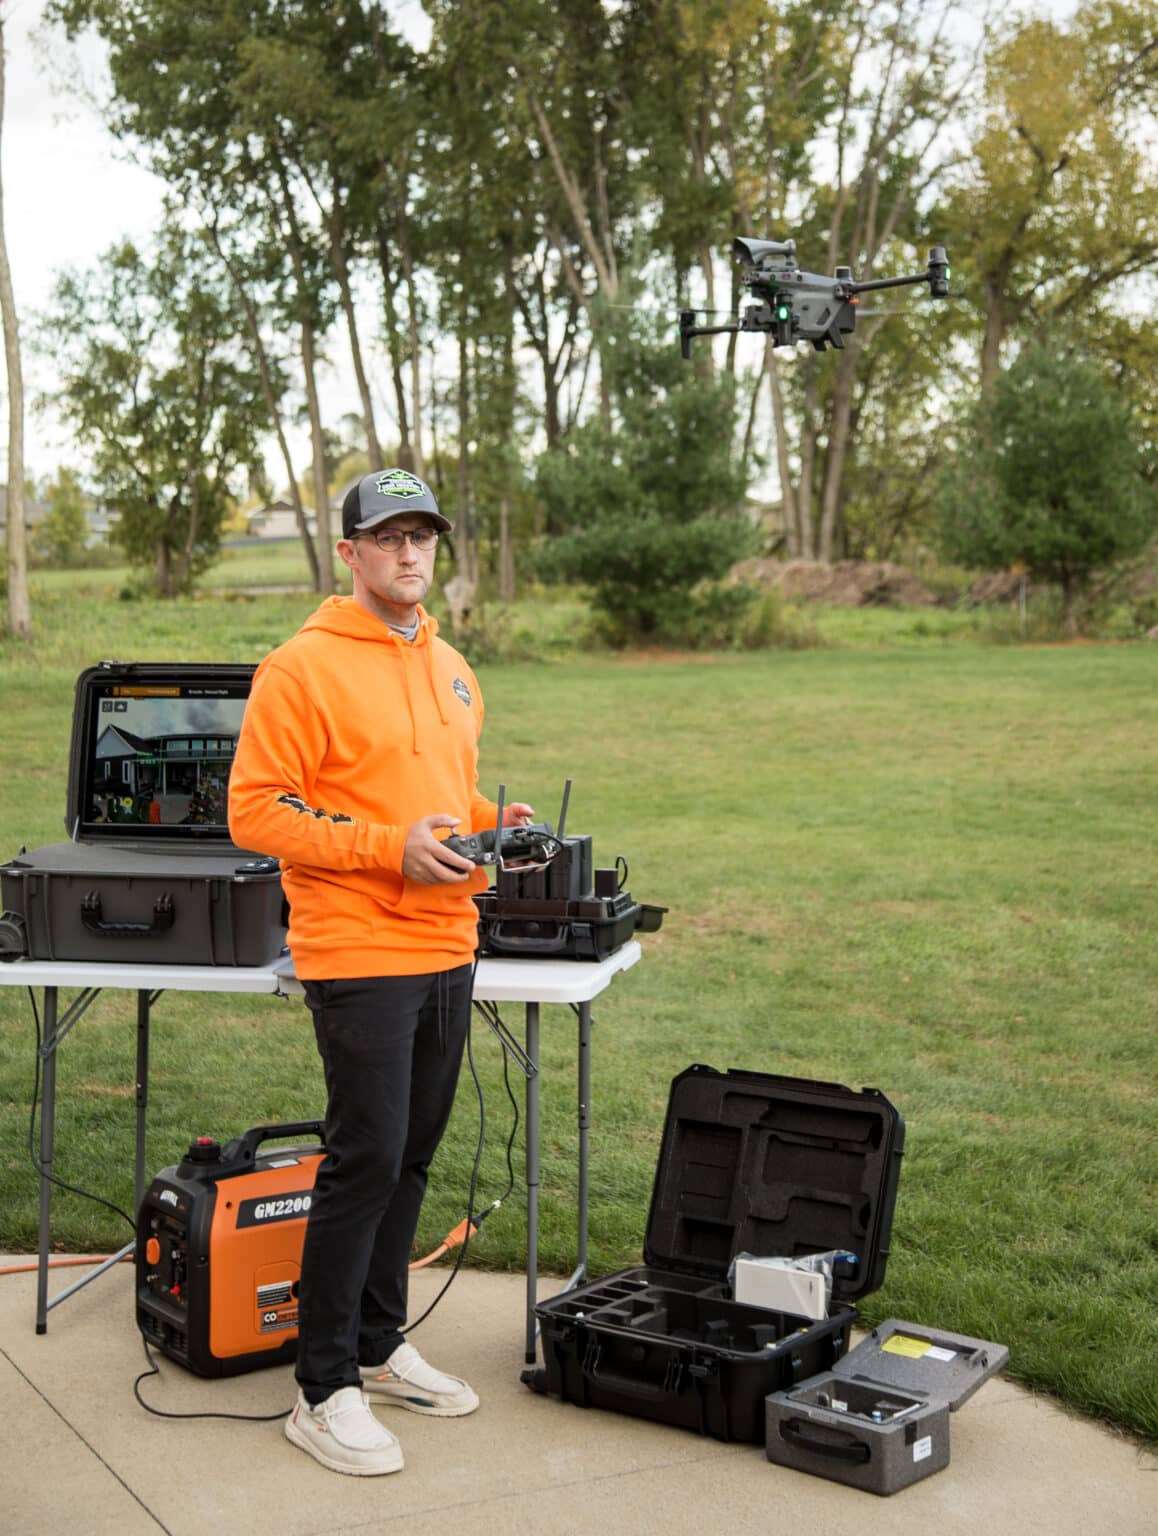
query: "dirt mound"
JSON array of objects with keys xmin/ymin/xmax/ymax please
[
  {"xmin": 733, "ymin": 558, "xmax": 938, "ymax": 608},
  {"xmin": 968, "ymin": 571, "xmax": 1027, "ymax": 603}
]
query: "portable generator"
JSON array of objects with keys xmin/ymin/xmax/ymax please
[{"xmin": 136, "ymin": 1120, "xmax": 324, "ymax": 1377}]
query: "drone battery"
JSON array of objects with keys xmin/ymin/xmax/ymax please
[
  {"xmin": 495, "ymin": 835, "xmax": 592, "ymax": 902},
  {"xmin": 136, "ymin": 1122, "xmax": 324, "ymax": 1378}
]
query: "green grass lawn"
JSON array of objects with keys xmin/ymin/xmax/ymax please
[{"xmin": 1, "ymin": 590, "xmax": 1155, "ymax": 1445}]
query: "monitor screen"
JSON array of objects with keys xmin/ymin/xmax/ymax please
[{"xmin": 77, "ymin": 671, "xmax": 254, "ymax": 839}]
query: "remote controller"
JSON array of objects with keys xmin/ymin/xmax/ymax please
[{"xmin": 441, "ymin": 823, "xmax": 556, "ymax": 865}]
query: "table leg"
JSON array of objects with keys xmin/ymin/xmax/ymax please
[
  {"xmin": 575, "ymin": 1000, "xmax": 591, "ymax": 1285},
  {"xmin": 134, "ymin": 991, "xmax": 150, "ymax": 1215},
  {"xmin": 524, "ymin": 1001, "xmax": 540, "ymax": 1365},
  {"xmin": 35, "ymin": 988, "xmax": 58, "ymax": 1334}
]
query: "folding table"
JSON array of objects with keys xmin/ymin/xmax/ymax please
[{"xmin": 0, "ymin": 942, "xmax": 641, "ymax": 1363}]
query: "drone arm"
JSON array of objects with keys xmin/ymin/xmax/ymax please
[
  {"xmin": 848, "ymin": 270, "xmax": 932, "ymax": 296},
  {"xmin": 679, "ymin": 310, "xmax": 741, "ymax": 359}
]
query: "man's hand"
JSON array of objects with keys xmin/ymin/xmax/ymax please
[
  {"xmin": 503, "ymin": 801, "xmax": 535, "ymax": 826},
  {"xmin": 403, "ymin": 814, "xmax": 475, "ymax": 883}
]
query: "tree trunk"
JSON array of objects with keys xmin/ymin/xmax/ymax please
[
  {"xmin": 817, "ymin": 345, "xmax": 859, "ymax": 561},
  {"xmin": 275, "ymin": 162, "xmax": 333, "ymax": 592},
  {"xmin": 0, "ymin": 21, "xmax": 30, "ymax": 638},
  {"xmin": 456, "ymin": 306, "xmax": 476, "ymax": 584},
  {"xmin": 797, "ymin": 360, "xmax": 819, "ymax": 560},
  {"xmin": 498, "ymin": 496, "xmax": 515, "ymax": 601},
  {"xmin": 172, "ymin": 473, "xmax": 201, "ymax": 596},
  {"xmin": 980, "ymin": 272, "xmax": 1006, "ymax": 396},
  {"xmin": 204, "ymin": 220, "xmax": 320, "ymax": 589},
  {"xmin": 154, "ymin": 530, "xmax": 173, "ymax": 600},
  {"xmin": 299, "ymin": 313, "xmax": 334, "ymax": 594},
  {"xmin": 398, "ymin": 196, "xmax": 426, "ymax": 480},
  {"xmin": 376, "ymin": 228, "xmax": 414, "ymax": 472},
  {"xmin": 329, "ymin": 176, "xmax": 382, "ymax": 471},
  {"xmin": 766, "ymin": 346, "xmax": 799, "ymax": 557}
]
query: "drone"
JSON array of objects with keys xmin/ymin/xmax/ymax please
[{"xmin": 679, "ymin": 237, "xmax": 950, "ymax": 358}]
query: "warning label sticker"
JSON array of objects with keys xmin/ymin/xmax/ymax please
[{"xmin": 881, "ymin": 1333, "xmax": 931, "ymax": 1359}]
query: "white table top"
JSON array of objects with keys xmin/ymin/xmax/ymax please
[{"xmin": 0, "ymin": 941, "xmax": 642, "ymax": 1005}]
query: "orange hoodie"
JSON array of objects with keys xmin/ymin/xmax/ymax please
[{"xmin": 228, "ymin": 597, "xmax": 498, "ymax": 979}]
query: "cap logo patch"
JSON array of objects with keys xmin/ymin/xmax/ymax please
[
  {"xmin": 375, "ymin": 469, "xmax": 426, "ymax": 499},
  {"xmin": 452, "ymin": 677, "xmax": 472, "ymax": 707}
]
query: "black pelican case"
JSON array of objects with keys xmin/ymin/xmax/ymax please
[
  {"xmin": 0, "ymin": 661, "xmax": 286, "ymax": 966},
  {"xmin": 533, "ymin": 1064, "xmax": 905, "ymax": 1443}
]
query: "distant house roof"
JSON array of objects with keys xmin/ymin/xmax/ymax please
[
  {"xmin": 0, "ymin": 487, "xmax": 48, "ymax": 528},
  {"xmin": 246, "ymin": 498, "xmax": 318, "ymax": 538}
]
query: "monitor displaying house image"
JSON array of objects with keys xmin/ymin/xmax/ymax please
[{"xmin": 78, "ymin": 675, "xmax": 253, "ymax": 837}]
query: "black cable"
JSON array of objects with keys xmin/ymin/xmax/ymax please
[
  {"xmin": 471, "ymin": 996, "xmax": 522, "ymax": 1205},
  {"xmin": 133, "ymin": 1335, "xmax": 285, "ymax": 1422},
  {"xmin": 497, "ymin": 1028, "xmax": 520, "ymax": 1203},
  {"xmin": 26, "ymin": 988, "xmax": 137, "ymax": 1234}
]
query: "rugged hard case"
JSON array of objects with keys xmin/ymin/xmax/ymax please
[
  {"xmin": 0, "ymin": 661, "xmax": 286, "ymax": 966},
  {"xmin": 534, "ymin": 1064, "xmax": 905, "ymax": 1442},
  {"xmin": 764, "ymin": 1319, "xmax": 1009, "ymax": 1494},
  {"xmin": 137, "ymin": 1122, "xmax": 325, "ymax": 1377}
]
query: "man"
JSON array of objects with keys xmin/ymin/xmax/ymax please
[{"xmin": 229, "ymin": 467, "xmax": 533, "ymax": 1477}]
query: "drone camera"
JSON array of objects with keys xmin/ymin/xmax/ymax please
[{"xmin": 928, "ymin": 245, "xmax": 950, "ymax": 298}]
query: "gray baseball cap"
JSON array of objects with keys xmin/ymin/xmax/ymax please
[{"xmin": 341, "ymin": 469, "xmax": 452, "ymax": 537}]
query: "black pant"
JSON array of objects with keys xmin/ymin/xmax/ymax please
[{"xmin": 295, "ymin": 966, "xmax": 472, "ymax": 1405}]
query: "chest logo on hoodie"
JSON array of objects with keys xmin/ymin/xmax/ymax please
[{"xmin": 452, "ymin": 677, "xmax": 472, "ymax": 707}]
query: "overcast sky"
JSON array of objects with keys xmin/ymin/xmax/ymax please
[
  {"xmin": 5, "ymin": 2, "xmax": 168, "ymax": 479},
  {"xmin": 3, "ymin": 1, "xmax": 432, "ymax": 491}
]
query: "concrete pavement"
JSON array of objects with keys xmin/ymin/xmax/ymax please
[{"xmin": 1, "ymin": 1258, "xmax": 1154, "ymax": 1536}]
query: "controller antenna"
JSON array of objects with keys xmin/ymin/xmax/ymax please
[
  {"xmin": 494, "ymin": 782, "xmax": 507, "ymax": 869},
  {"xmin": 556, "ymin": 778, "xmax": 572, "ymax": 840}
]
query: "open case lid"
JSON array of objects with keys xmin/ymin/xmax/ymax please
[
  {"xmin": 65, "ymin": 662, "xmax": 257, "ymax": 847},
  {"xmin": 829, "ymin": 1319, "xmax": 1009, "ymax": 1410},
  {"xmin": 643, "ymin": 1065, "xmax": 905, "ymax": 1304}
]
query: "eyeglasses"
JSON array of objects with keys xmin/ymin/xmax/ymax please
[{"xmin": 359, "ymin": 526, "xmax": 440, "ymax": 552}]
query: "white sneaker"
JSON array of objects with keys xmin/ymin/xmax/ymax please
[
  {"xmin": 360, "ymin": 1341, "xmax": 480, "ymax": 1417},
  {"xmin": 284, "ymin": 1386, "xmax": 404, "ymax": 1476}
]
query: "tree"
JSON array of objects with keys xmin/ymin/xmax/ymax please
[
  {"xmin": 39, "ymin": 232, "xmax": 267, "ymax": 597},
  {"xmin": 0, "ymin": 11, "xmax": 30, "ymax": 636},
  {"xmin": 941, "ymin": 1, "xmax": 1158, "ymax": 394},
  {"xmin": 534, "ymin": 297, "xmax": 752, "ymax": 641},
  {"xmin": 936, "ymin": 340, "xmax": 1157, "ymax": 631},
  {"xmin": 35, "ymin": 469, "xmax": 90, "ymax": 567}
]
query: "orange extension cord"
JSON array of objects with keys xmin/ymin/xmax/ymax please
[{"xmin": 0, "ymin": 1212, "xmax": 489, "ymax": 1278}]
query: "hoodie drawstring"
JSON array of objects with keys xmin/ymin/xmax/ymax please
[
  {"xmin": 399, "ymin": 645, "xmax": 420, "ymax": 755},
  {"xmin": 398, "ymin": 625, "xmax": 449, "ymax": 754},
  {"xmin": 425, "ymin": 633, "xmax": 449, "ymax": 726}
]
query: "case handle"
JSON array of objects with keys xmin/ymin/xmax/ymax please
[
  {"xmin": 221, "ymin": 1122, "xmax": 326, "ymax": 1166},
  {"xmin": 586, "ymin": 1364, "xmax": 668, "ymax": 1398},
  {"xmin": 80, "ymin": 890, "xmax": 175, "ymax": 938},
  {"xmin": 488, "ymin": 923, "xmax": 570, "ymax": 954},
  {"xmin": 581, "ymin": 1342, "xmax": 670, "ymax": 1398},
  {"xmin": 779, "ymin": 1418, "xmax": 871, "ymax": 1463}
]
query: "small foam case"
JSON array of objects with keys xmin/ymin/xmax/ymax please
[{"xmin": 764, "ymin": 1319, "xmax": 1009, "ymax": 1494}]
